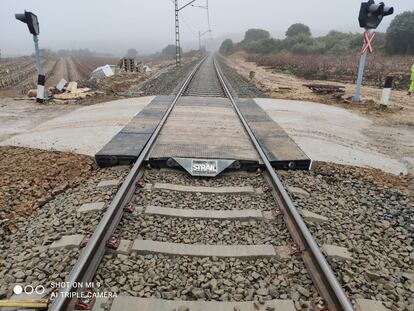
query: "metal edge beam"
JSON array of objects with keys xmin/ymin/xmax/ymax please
[{"xmin": 213, "ymin": 55, "xmax": 353, "ymax": 311}]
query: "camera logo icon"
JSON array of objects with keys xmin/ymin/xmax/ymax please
[{"xmin": 13, "ymin": 284, "xmax": 45, "ymax": 295}]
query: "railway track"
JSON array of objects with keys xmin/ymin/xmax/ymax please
[{"xmin": 50, "ymin": 55, "xmax": 353, "ymax": 311}]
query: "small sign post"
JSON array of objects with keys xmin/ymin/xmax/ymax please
[
  {"xmin": 379, "ymin": 76, "xmax": 393, "ymax": 107},
  {"xmin": 15, "ymin": 11, "xmax": 45, "ymax": 103},
  {"xmin": 353, "ymin": 29, "xmax": 375, "ymax": 102},
  {"xmin": 353, "ymin": 0, "xmax": 394, "ymax": 102}
]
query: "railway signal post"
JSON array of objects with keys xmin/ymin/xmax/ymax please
[
  {"xmin": 15, "ymin": 11, "xmax": 45, "ymax": 103},
  {"xmin": 352, "ymin": 0, "xmax": 393, "ymax": 102}
]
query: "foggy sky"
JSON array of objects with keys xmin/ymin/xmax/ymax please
[{"xmin": 0, "ymin": 0, "xmax": 412, "ymax": 57}]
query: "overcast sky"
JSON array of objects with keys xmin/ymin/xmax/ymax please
[{"xmin": 0, "ymin": 0, "xmax": 412, "ymax": 57}]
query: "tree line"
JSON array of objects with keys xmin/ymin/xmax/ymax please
[{"xmin": 220, "ymin": 11, "xmax": 414, "ymax": 56}]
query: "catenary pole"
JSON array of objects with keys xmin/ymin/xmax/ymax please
[{"xmin": 174, "ymin": 0, "xmax": 197, "ymax": 67}]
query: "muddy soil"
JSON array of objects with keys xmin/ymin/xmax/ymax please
[{"xmin": 225, "ymin": 51, "xmax": 414, "ymax": 127}]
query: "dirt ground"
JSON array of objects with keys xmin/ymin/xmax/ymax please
[
  {"xmin": 0, "ymin": 98, "xmax": 78, "ymax": 142},
  {"xmin": 225, "ymin": 52, "xmax": 414, "ymax": 175},
  {"xmin": 0, "ymin": 55, "xmax": 118, "ymax": 97},
  {"xmin": 226, "ymin": 51, "xmax": 414, "ymax": 127},
  {"xmin": 0, "ymin": 146, "xmax": 94, "ymax": 234}
]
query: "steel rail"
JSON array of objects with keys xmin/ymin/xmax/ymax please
[
  {"xmin": 213, "ymin": 56, "xmax": 354, "ymax": 311},
  {"xmin": 50, "ymin": 56, "xmax": 208, "ymax": 311}
]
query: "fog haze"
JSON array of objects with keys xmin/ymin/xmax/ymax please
[{"xmin": 0, "ymin": 0, "xmax": 412, "ymax": 56}]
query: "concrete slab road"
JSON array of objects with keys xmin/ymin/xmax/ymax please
[
  {"xmin": 256, "ymin": 98, "xmax": 412, "ymax": 175},
  {"xmin": 0, "ymin": 97, "xmax": 154, "ymax": 156}
]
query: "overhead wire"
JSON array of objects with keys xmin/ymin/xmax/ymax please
[{"xmin": 170, "ymin": 0, "xmax": 213, "ymax": 51}]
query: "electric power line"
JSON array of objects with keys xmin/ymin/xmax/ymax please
[{"xmin": 171, "ymin": 0, "xmax": 212, "ymax": 66}]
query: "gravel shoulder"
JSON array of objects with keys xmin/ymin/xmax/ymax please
[
  {"xmin": 280, "ymin": 162, "xmax": 414, "ymax": 311},
  {"xmin": 216, "ymin": 55, "xmax": 267, "ymax": 98},
  {"xmin": 0, "ymin": 162, "xmax": 129, "ymax": 299},
  {"xmin": 0, "ymin": 146, "xmax": 93, "ymax": 233},
  {"xmin": 139, "ymin": 57, "xmax": 202, "ymax": 96}
]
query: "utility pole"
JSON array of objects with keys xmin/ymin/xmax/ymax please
[
  {"xmin": 198, "ymin": 30, "xmax": 210, "ymax": 50},
  {"xmin": 174, "ymin": 0, "xmax": 197, "ymax": 67},
  {"xmin": 174, "ymin": 0, "xmax": 181, "ymax": 67},
  {"xmin": 193, "ymin": 0, "xmax": 212, "ymax": 51}
]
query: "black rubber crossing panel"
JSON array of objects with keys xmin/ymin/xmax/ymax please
[
  {"xmin": 95, "ymin": 96, "xmax": 174, "ymax": 167},
  {"xmin": 149, "ymin": 96, "xmax": 260, "ymax": 163},
  {"xmin": 235, "ymin": 99, "xmax": 311, "ymax": 170}
]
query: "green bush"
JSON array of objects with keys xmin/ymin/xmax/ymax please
[
  {"xmin": 241, "ymin": 38, "xmax": 283, "ymax": 54},
  {"xmin": 385, "ymin": 11, "xmax": 414, "ymax": 55},
  {"xmin": 228, "ymin": 21, "xmax": 403, "ymax": 56},
  {"xmin": 219, "ymin": 39, "xmax": 234, "ymax": 55},
  {"xmin": 162, "ymin": 44, "xmax": 181, "ymax": 57},
  {"xmin": 286, "ymin": 23, "xmax": 311, "ymax": 37},
  {"xmin": 244, "ymin": 29, "xmax": 270, "ymax": 42},
  {"xmin": 291, "ymin": 43, "xmax": 312, "ymax": 54},
  {"xmin": 281, "ymin": 34, "xmax": 314, "ymax": 50}
]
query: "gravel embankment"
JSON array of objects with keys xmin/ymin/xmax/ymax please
[
  {"xmin": 280, "ymin": 162, "xmax": 414, "ymax": 311},
  {"xmin": 139, "ymin": 58, "xmax": 202, "ymax": 96},
  {"xmin": 0, "ymin": 165, "xmax": 129, "ymax": 298},
  {"xmin": 94, "ymin": 169, "xmax": 317, "ymax": 309},
  {"xmin": 0, "ymin": 146, "xmax": 93, "ymax": 234},
  {"xmin": 216, "ymin": 55, "xmax": 267, "ymax": 98}
]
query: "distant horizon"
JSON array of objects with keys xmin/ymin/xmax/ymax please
[
  {"xmin": 1, "ymin": 0, "xmax": 411, "ymax": 57},
  {"xmin": 0, "ymin": 27, "xmax": 393, "ymax": 58}
]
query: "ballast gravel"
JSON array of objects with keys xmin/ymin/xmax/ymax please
[
  {"xmin": 140, "ymin": 58, "xmax": 201, "ymax": 96},
  {"xmin": 0, "ymin": 165, "xmax": 129, "ymax": 298},
  {"xmin": 148, "ymin": 190, "xmax": 274, "ymax": 211},
  {"xmin": 216, "ymin": 55, "xmax": 267, "ymax": 99},
  {"xmin": 95, "ymin": 253, "xmax": 315, "ymax": 307},
  {"xmin": 145, "ymin": 169, "xmax": 266, "ymax": 188},
  {"xmin": 279, "ymin": 162, "xmax": 414, "ymax": 311},
  {"xmin": 0, "ymin": 146, "xmax": 93, "ymax": 233},
  {"xmin": 118, "ymin": 215, "xmax": 290, "ymax": 246},
  {"xmin": 97, "ymin": 168, "xmax": 316, "ymax": 309}
]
